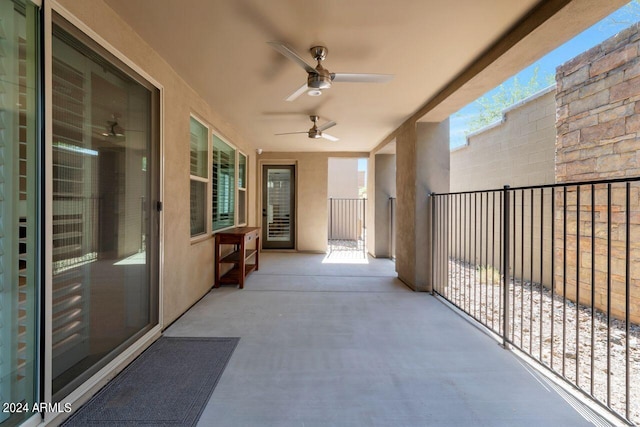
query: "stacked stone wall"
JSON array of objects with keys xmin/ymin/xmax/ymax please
[{"xmin": 556, "ymin": 23, "xmax": 640, "ymax": 324}]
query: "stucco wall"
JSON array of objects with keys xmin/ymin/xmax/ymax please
[
  {"xmin": 258, "ymin": 152, "xmax": 366, "ymax": 253},
  {"xmin": 374, "ymin": 154, "xmax": 396, "ymax": 258},
  {"xmin": 451, "ymin": 87, "xmax": 556, "ymax": 192},
  {"xmin": 57, "ymin": 0, "xmax": 258, "ymax": 327},
  {"xmin": 395, "ymin": 123, "xmax": 417, "ymax": 287},
  {"xmin": 395, "ymin": 120, "xmax": 450, "ymax": 291},
  {"xmin": 328, "ymin": 158, "xmax": 359, "ymax": 199}
]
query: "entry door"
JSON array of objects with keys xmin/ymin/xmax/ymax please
[{"xmin": 262, "ymin": 165, "xmax": 295, "ymax": 249}]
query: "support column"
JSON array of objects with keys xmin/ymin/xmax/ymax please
[
  {"xmin": 395, "ymin": 120, "xmax": 450, "ymax": 291},
  {"xmin": 374, "ymin": 153, "xmax": 396, "ymax": 258}
]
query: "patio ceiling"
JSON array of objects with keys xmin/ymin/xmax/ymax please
[{"xmin": 103, "ymin": 0, "xmax": 613, "ymax": 152}]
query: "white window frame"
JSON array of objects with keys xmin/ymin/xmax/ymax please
[
  {"xmin": 237, "ymin": 150, "xmax": 248, "ymax": 227},
  {"xmin": 211, "ymin": 131, "xmax": 248, "ymax": 232},
  {"xmin": 189, "ymin": 114, "xmax": 211, "ymax": 241}
]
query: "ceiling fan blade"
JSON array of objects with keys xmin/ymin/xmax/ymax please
[
  {"xmin": 267, "ymin": 41, "xmax": 317, "ymax": 74},
  {"xmin": 322, "ymin": 133, "xmax": 339, "ymax": 142},
  {"xmin": 317, "ymin": 120, "xmax": 336, "ymax": 132},
  {"xmin": 330, "ymin": 73, "xmax": 394, "ymax": 83},
  {"xmin": 285, "ymin": 83, "xmax": 309, "ymax": 102},
  {"xmin": 275, "ymin": 131, "xmax": 307, "ymax": 136}
]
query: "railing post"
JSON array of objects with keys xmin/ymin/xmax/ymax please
[
  {"xmin": 389, "ymin": 197, "xmax": 395, "ymax": 259},
  {"xmin": 430, "ymin": 192, "xmax": 436, "ymax": 296},
  {"xmin": 329, "ymin": 197, "xmax": 333, "ymax": 240},
  {"xmin": 362, "ymin": 198, "xmax": 366, "ymax": 254},
  {"xmin": 502, "ymin": 185, "xmax": 510, "ymax": 348}
]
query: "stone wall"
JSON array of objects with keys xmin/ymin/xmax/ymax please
[{"xmin": 556, "ymin": 23, "xmax": 640, "ymax": 324}]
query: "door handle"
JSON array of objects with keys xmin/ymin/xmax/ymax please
[{"xmin": 262, "ymin": 209, "xmax": 267, "ymax": 217}]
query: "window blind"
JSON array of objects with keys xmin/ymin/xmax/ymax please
[{"xmin": 212, "ymin": 135, "xmax": 235, "ymax": 230}]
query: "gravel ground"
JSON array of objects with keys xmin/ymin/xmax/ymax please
[{"xmin": 440, "ymin": 258, "xmax": 639, "ymax": 424}]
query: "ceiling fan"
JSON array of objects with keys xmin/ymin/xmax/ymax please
[
  {"xmin": 95, "ymin": 113, "xmax": 125, "ymax": 139},
  {"xmin": 268, "ymin": 41, "xmax": 394, "ymax": 101},
  {"xmin": 275, "ymin": 115, "xmax": 339, "ymax": 141}
]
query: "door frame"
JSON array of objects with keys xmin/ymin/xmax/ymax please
[
  {"xmin": 258, "ymin": 160, "xmax": 297, "ymax": 250},
  {"xmin": 44, "ymin": 2, "xmax": 164, "ymax": 422}
]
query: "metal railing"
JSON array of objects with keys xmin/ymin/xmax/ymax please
[
  {"xmin": 328, "ymin": 198, "xmax": 366, "ymax": 253},
  {"xmin": 389, "ymin": 197, "xmax": 396, "ymax": 260},
  {"xmin": 431, "ymin": 177, "xmax": 640, "ymax": 425}
]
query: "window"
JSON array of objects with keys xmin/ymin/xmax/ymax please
[
  {"xmin": 211, "ymin": 135, "xmax": 248, "ymax": 231},
  {"xmin": 212, "ymin": 134, "xmax": 236, "ymax": 231},
  {"xmin": 190, "ymin": 117, "xmax": 209, "ymax": 237},
  {"xmin": 237, "ymin": 152, "xmax": 247, "ymax": 226}
]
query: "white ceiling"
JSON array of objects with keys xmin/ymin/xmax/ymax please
[{"xmin": 103, "ymin": 0, "xmax": 543, "ymax": 152}]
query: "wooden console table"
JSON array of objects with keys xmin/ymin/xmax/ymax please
[{"xmin": 214, "ymin": 227, "xmax": 260, "ymax": 289}]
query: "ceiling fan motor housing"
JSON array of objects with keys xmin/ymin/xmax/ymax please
[
  {"xmin": 308, "ymin": 65, "xmax": 332, "ymax": 89},
  {"xmin": 308, "ymin": 47, "xmax": 331, "ymax": 89},
  {"xmin": 308, "ymin": 129, "xmax": 322, "ymax": 138}
]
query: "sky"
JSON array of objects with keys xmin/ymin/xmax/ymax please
[{"xmin": 449, "ymin": 1, "xmax": 640, "ymax": 148}]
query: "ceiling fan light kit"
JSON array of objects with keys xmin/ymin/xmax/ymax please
[
  {"xmin": 268, "ymin": 41, "xmax": 393, "ymax": 101},
  {"xmin": 268, "ymin": 41, "xmax": 393, "ymax": 142},
  {"xmin": 275, "ymin": 115, "xmax": 339, "ymax": 142}
]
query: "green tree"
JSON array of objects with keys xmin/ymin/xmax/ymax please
[{"xmin": 466, "ymin": 66, "xmax": 554, "ymax": 133}]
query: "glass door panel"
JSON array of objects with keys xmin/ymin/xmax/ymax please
[
  {"xmin": 0, "ymin": 1, "xmax": 39, "ymax": 424},
  {"xmin": 262, "ymin": 165, "xmax": 295, "ymax": 249},
  {"xmin": 51, "ymin": 16, "xmax": 159, "ymax": 400}
]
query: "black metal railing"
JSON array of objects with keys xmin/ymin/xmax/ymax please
[
  {"xmin": 389, "ymin": 197, "xmax": 396, "ymax": 260},
  {"xmin": 431, "ymin": 177, "xmax": 640, "ymax": 425},
  {"xmin": 328, "ymin": 198, "xmax": 366, "ymax": 253}
]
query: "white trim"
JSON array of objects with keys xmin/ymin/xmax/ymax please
[
  {"xmin": 191, "ymin": 175, "xmax": 209, "ymax": 183},
  {"xmin": 18, "ymin": 413, "xmax": 41, "ymax": 427},
  {"xmin": 190, "ymin": 233, "xmax": 213, "ymax": 245},
  {"xmin": 43, "ymin": 0, "xmax": 54, "ymax": 414},
  {"xmin": 158, "ymin": 88, "xmax": 165, "ymax": 330},
  {"xmin": 189, "ymin": 115, "xmax": 210, "ymax": 180},
  {"xmin": 211, "ymin": 131, "xmax": 239, "ymax": 232},
  {"xmin": 189, "ymin": 115, "xmax": 211, "ymax": 240},
  {"xmin": 237, "ymin": 150, "xmax": 248, "ymax": 227},
  {"xmin": 43, "ymin": 4, "xmax": 166, "ymax": 422}
]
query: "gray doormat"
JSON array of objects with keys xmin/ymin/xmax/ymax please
[{"xmin": 62, "ymin": 336, "xmax": 239, "ymax": 426}]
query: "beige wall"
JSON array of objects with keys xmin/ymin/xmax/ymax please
[
  {"xmin": 56, "ymin": 0, "xmax": 258, "ymax": 326},
  {"xmin": 395, "ymin": 123, "xmax": 418, "ymax": 287},
  {"xmin": 394, "ymin": 120, "xmax": 450, "ymax": 291},
  {"xmin": 449, "ymin": 88, "xmax": 556, "ymax": 287},
  {"xmin": 328, "ymin": 158, "xmax": 359, "ymax": 199},
  {"xmin": 373, "ymin": 154, "xmax": 396, "ymax": 258},
  {"xmin": 450, "ymin": 87, "xmax": 556, "ymax": 192},
  {"xmin": 258, "ymin": 152, "xmax": 366, "ymax": 253}
]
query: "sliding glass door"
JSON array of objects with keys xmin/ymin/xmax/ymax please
[
  {"xmin": 51, "ymin": 15, "xmax": 159, "ymax": 400},
  {"xmin": 0, "ymin": 0, "xmax": 39, "ymax": 425}
]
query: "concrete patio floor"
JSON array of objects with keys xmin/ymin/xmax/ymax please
[{"xmin": 165, "ymin": 252, "xmax": 604, "ymax": 426}]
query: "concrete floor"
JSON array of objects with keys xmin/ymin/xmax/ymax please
[{"xmin": 165, "ymin": 252, "xmax": 601, "ymax": 427}]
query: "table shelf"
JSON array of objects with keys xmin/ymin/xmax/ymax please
[{"xmin": 214, "ymin": 227, "xmax": 260, "ymax": 289}]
